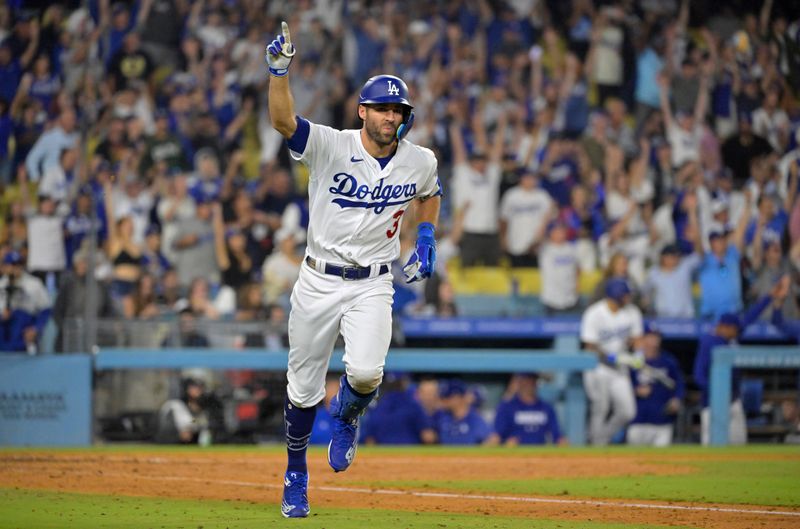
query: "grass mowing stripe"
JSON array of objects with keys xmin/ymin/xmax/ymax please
[
  {"xmin": 372, "ymin": 459, "xmax": 800, "ymax": 507},
  {"xmin": 57, "ymin": 470, "xmax": 800, "ymax": 519},
  {"xmin": 0, "ymin": 488, "xmax": 690, "ymax": 529}
]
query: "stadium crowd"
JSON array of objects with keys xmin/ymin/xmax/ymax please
[{"xmin": 1, "ymin": 0, "xmax": 800, "ymax": 443}]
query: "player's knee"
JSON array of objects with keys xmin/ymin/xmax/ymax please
[{"xmin": 346, "ymin": 366, "xmax": 383, "ymax": 394}]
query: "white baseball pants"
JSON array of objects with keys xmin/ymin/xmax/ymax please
[
  {"xmin": 583, "ymin": 363, "xmax": 637, "ymax": 445},
  {"xmin": 286, "ymin": 262, "xmax": 394, "ymax": 408},
  {"xmin": 701, "ymin": 399, "xmax": 746, "ymax": 446},
  {"xmin": 627, "ymin": 424, "xmax": 674, "ymax": 447}
]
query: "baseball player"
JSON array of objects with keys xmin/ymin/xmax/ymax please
[
  {"xmin": 266, "ymin": 23, "xmax": 441, "ymax": 518},
  {"xmin": 626, "ymin": 323, "xmax": 685, "ymax": 447},
  {"xmin": 579, "ymin": 278, "xmax": 644, "ymax": 445}
]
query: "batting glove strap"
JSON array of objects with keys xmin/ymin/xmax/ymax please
[
  {"xmin": 268, "ymin": 65, "xmax": 290, "ymax": 77},
  {"xmin": 417, "ymin": 222, "xmax": 436, "ymax": 245}
]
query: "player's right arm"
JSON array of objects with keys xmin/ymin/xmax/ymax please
[{"xmin": 266, "ymin": 22, "xmax": 297, "ymax": 139}]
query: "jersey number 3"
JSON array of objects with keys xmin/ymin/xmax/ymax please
[{"xmin": 386, "ymin": 209, "xmax": 404, "ymax": 238}]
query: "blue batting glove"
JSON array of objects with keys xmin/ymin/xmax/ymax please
[
  {"xmin": 403, "ymin": 223, "xmax": 436, "ymax": 283},
  {"xmin": 265, "ymin": 21, "xmax": 295, "ymax": 77},
  {"xmin": 605, "ymin": 353, "xmax": 618, "ymax": 366}
]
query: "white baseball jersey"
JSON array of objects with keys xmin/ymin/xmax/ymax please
[
  {"xmin": 289, "ymin": 120, "xmax": 440, "ymax": 266},
  {"xmin": 285, "ymin": 117, "xmax": 440, "ymax": 408},
  {"xmin": 452, "ymin": 162, "xmax": 501, "ymax": 233},
  {"xmin": 539, "ymin": 241, "xmax": 579, "ymax": 309},
  {"xmin": 580, "ymin": 299, "xmax": 643, "ymax": 357},
  {"xmin": 499, "ymin": 186, "xmax": 552, "ymax": 255}
]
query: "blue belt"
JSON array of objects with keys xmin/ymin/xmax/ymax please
[{"xmin": 306, "ymin": 256, "xmax": 389, "ymax": 280}]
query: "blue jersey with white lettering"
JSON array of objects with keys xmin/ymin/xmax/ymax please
[
  {"xmin": 493, "ymin": 396, "xmax": 561, "ymax": 444},
  {"xmin": 433, "ymin": 409, "xmax": 491, "ymax": 445},
  {"xmin": 287, "ymin": 116, "xmax": 440, "ymax": 266},
  {"xmin": 631, "ymin": 351, "xmax": 685, "ymax": 425}
]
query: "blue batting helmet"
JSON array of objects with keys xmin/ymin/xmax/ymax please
[
  {"xmin": 605, "ymin": 278, "xmax": 632, "ymax": 304},
  {"xmin": 359, "ymin": 74, "xmax": 415, "ymax": 141},
  {"xmin": 359, "ymin": 74, "xmax": 413, "ymax": 108}
]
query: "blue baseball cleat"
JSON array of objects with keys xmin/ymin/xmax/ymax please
[
  {"xmin": 327, "ymin": 392, "xmax": 360, "ymax": 472},
  {"xmin": 328, "ymin": 375, "xmax": 376, "ymax": 473},
  {"xmin": 281, "ymin": 471, "xmax": 309, "ymax": 518}
]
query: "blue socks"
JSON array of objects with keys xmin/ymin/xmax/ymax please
[{"xmin": 284, "ymin": 398, "xmax": 317, "ymax": 473}]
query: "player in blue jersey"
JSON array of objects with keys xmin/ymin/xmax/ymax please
[
  {"xmin": 361, "ymin": 373, "xmax": 436, "ymax": 445},
  {"xmin": 433, "ymin": 379, "xmax": 491, "ymax": 445},
  {"xmin": 487, "ymin": 373, "xmax": 565, "ymax": 446},
  {"xmin": 627, "ymin": 324, "xmax": 685, "ymax": 446}
]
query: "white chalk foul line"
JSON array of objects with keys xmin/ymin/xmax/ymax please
[{"xmin": 115, "ymin": 473, "xmax": 800, "ymax": 518}]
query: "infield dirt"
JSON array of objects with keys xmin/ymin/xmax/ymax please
[{"xmin": 1, "ymin": 449, "xmax": 798, "ymax": 528}]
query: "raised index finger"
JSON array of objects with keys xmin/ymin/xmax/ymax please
[{"xmin": 282, "ymin": 21, "xmax": 292, "ymax": 46}]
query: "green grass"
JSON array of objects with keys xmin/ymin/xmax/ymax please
[
  {"xmin": 374, "ymin": 458, "xmax": 800, "ymax": 506},
  {"xmin": 0, "ymin": 489, "xmax": 688, "ymax": 529}
]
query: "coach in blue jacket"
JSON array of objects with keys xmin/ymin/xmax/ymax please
[
  {"xmin": 627, "ymin": 323, "xmax": 685, "ymax": 446},
  {"xmin": 487, "ymin": 373, "xmax": 565, "ymax": 446}
]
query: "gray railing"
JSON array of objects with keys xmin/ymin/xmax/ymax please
[{"xmin": 62, "ymin": 317, "xmax": 289, "ymax": 353}]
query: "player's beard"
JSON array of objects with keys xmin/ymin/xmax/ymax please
[{"xmin": 364, "ymin": 118, "xmax": 397, "ymax": 148}]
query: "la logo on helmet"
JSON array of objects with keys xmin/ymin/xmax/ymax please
[{"xmin": 387, "ymin": 80, "xmax": 400, "ymax": 96}]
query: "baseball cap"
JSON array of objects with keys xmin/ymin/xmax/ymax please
[
  {"xmin": 439, "ymin": 379, "xmax": 468, "ymax": 398},
  {"xmin": 384, "ymin": 371, "xmax": 409, "ymax": 384},
  {"xmin": 2, "ymin": 251, "xmax": 22, "ymax": 265},
  {"xmin": 605, "ymin": 278, "xmax": 631, "ymax": 303},
  {"xmin": 194, "ymin": 192, "xmax": 214, "ymax": 204},
  {"xmin": 718, "ymin": 312, "xmax": 741, "ymax": 328}
]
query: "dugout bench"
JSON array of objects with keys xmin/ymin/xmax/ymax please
[
  {"xmin": 709, "ymin": 345, "xmax": 800, "ymax": 445},
  {"xmin": 94, "ymin": 338, "xmax": 597, "ymax": 446}
]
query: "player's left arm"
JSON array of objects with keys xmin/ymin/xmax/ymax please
[{"xmin": 403, "ymin": 194, "xmax": 441, "ymax": 283}]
